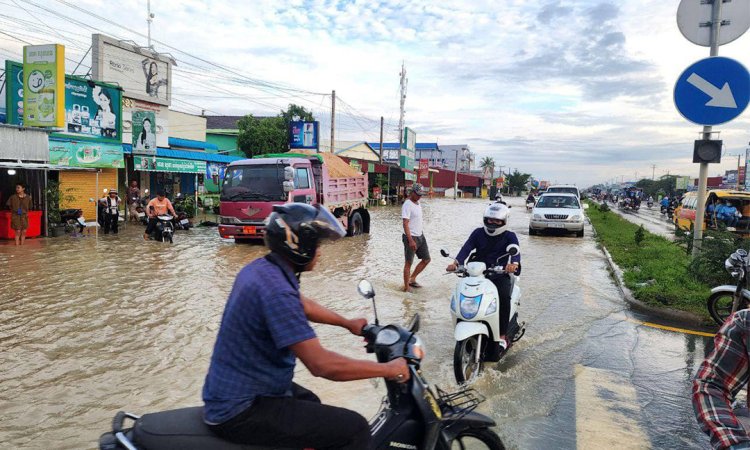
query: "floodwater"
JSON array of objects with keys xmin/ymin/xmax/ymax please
[{"xmin": 0, "ymin": 197, "xmax": 713, "ymax": 449}]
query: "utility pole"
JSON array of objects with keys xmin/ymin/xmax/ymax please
[
  {"xmin": 379, "ymin": 116, "xmax": 384, "ymax": 163},
  {"xmin": 147, "ymin": 0, "xmax": 154, "ymax": 49},
  {"xmin": 737, "ymin": 154, "xmax": 742, "ymax": 191},
  {"xmin": 397, "ymin": 62, "xmax": 407, "ymax": 165},
  {"xmin": 453, "ymin": 148, "xmax": 458, "ymax": 200},
  {"xmin": 330, "ymin": 90, "xmax": 335, "ymax": 154},
  {"xmin": 651, "ymin": 164, "xmax": 656, "ymax": 180},
  {"xmin": 692, "ymin": 0, "xmax": 722, "ymax": 257}
]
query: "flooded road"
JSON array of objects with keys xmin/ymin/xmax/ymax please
[
  {"xmin": 605, "ymin": 202, "xmax": 677, "ymax": 240},
  {"xmin": 0, "ymin": 197, "xmax": 713, "ymax": 449}
]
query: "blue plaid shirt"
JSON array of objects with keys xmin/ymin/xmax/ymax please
[{"xmin": 202, "ymin": 253, "xmax": 316, "ymax": 424}]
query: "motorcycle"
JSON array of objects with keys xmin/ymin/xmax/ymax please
[
  {"xmin": 441, "ymin": 245, "xmax": 525, "ymax": 384},
  {"xmin": 98, "ymin": 280, "xmax": 505, "ymax": 450},
  {"xmin": 667, "ymin": 201, "xmax": 676, "ymax": 220},
  {"xmin": 707, "ymin": 248, "xmax": 750, "ymax": 326},
  {"xmin": 526, "ymin": 199, "xmax": 535, "ymax": 212},
  {"xmin": 647, "ymin": 200, "xmax": 654, "ymax": 209},
  {"xmin": 173, "ymin": 193, "xmax": 193, "ymax": 231},
  {"xmin": 149, "ymin": 214, "xmax": 175, "ymax": 243}
]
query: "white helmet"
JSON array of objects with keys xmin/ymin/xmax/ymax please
[
  {"xmin": 483, "ymin": 203, "xmax": 510, "ymax": 236},
  {"xmin": 495, "ymin": 193, "xmax": 503, "ymax": 202}
]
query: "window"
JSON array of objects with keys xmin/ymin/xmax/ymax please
[
  {"xmin": 295, "ymin": 168, "xmax": 310, "ymax": 189},
  {"xmin": 221, "ymin": 164, "xmax": 286, "ymax": 201}
]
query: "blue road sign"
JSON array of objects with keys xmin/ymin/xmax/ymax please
[{"xmin": 674, "ymin": 56, "xmax": 750, "ymax": 126}]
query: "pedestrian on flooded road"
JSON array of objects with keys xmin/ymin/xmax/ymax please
[
  {"xmin": 401, "ymin": 183, "xmax": 430, "ymax": 292},
  {"xmin": 6, "ymin": 181, "xmax": 31, "ymax": 246},
  {"xmin": 127, "ymin": 180, "xmax": 141, "ymax": 223},
  {"xmin": 102, "ymin": 189, "xmax": 121, "ymax": 234},
  {"xmin": 693, "ymin": 310, "xmax": 750, "ymax": 449}
]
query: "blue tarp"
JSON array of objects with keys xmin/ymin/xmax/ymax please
[{"xmin": 122, "ymin": 144, "xmax": 242, "ymax": 163}]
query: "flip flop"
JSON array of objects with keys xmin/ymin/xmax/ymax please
[{"xmin": 409, "ymin": 281, "xmax": 422, "ymax": 288}]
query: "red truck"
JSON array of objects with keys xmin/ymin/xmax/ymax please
[{"xmin": 218, "ymin": 152, "xmax": 371, "ymax": 241}]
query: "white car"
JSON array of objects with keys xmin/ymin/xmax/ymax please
[
  {"xmin": 529, "ymin": 193, "xmax": 585, "ymax": 237},
  {"xmin": 545, "ymin": 184, "xmax": 581, "ymax": 199}
]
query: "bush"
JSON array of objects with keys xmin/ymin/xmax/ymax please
[
  {"xmin": 599, "ymin": 202, "xmax": 610, "ymax": 213},
  {"xmin": 634, "ymin": 225, "xmax": 645, "ymax": 247},
  {"xmin": 688, "ymin": 230, "xmax": 746, "ymax": 286}
]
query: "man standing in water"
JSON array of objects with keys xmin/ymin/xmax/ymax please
[
  {"xmin": 6, "ymin": 182, "xmax": 31, "ymax": 246},
  {"xmin": 402, "ymin": 183, "xmax": 430, "ymax": 292}
]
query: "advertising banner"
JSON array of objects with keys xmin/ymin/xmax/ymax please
[
  {"xmin": 4, "ymin": 61, "xmax": 23, "ymax": 125},
  {"xmin": 134, "ymin": 156, "xmax": 205, "ymax": 173},
  {"xmin": 205, "ymin": 162, "xmax": 227, "ymax": 192},
  {"xmin": 49, "ymin": 140, "xmax": 124, "ymax": 168},
  {"xmin": 289, "ymin": 121, "xmax": 319, "ymax": 150},
  {"xmin": 675, "ymin": 176, "xmax": 690, "ymax": 191},
  {"xmin": 418, "ymin": 159, "xmax": 429, "ymax": 181},
  {"xmin": 23, "ymin": 44, "xmax": 65, "ymax": 127},
  {"xmin": 61, "ymin": 77, "xmax": 122, "ymax": 141},
  {"xmin": 92, "ymin": 34, "xmax": 173, "ymax": 106},
  {"xmin": 122, "ymin": 97, "xmax": 168, "ymax": 148},
  {"xmin": 131, "ymin": 110, "xmax": 157, "ymax": 155},
  {"xmin": 401, "ymin": 127, "xmax": 416, "ymax": 170}
]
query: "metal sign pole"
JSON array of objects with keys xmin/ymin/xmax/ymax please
[{"xmin": 692, "ymin": 0, "xmax": 722, "ymax": 256}]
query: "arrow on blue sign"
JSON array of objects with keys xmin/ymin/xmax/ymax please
[{"xmin": 674, "ymin": 56, "xmax": 750, "ymax": 126}]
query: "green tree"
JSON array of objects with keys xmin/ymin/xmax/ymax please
[
  {"xmin": 237, "ymin": 104, "xmax": 315, "ymax": 157},
  {"xmin": 507, "ymin": 170, "xmax": 531, "ymax": 195}
]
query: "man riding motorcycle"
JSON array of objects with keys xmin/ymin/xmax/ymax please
[
  {"xmin": 143, "ymin": 191, "xmax": 177, "ymax": 241},
  {"xmin": 202, "ymin": 203, "xmax": 409, "ymax": 450},
  {"xmin": 446, "ymin": 203, "xmax": 521, "ymax": 350}
]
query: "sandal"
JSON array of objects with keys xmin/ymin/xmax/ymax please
[{"xmin": 409, "ymin": 281, "xmax": 422, "ymax": 288}]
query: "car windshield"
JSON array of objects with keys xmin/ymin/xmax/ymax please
[
  {"xmin": 547, "ymin": 187, "xmax": 579, "ymax": 197},
  {"xmin": 221, "ymin": 164, "xmax": 287, "ymax": 201},
  {"xmin": 536, "ymin": 195, "xmax": 580, "ymax": 209}
]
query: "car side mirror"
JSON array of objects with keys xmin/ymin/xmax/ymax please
[
  {"xmin": 284, "ymin": 166, "xmax": 295, "ymax": 182},
  {"xmin": 283, "ymin": 181, "xmax": 295, "ymax": 193},
  {"xmin": 506, "ymin": 244, "xmax": 520, "ymax": 256}
]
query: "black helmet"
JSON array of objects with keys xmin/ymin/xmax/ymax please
[{"xmin": 264, "ymin": 203, "xmax": 346, "ymax": 269}]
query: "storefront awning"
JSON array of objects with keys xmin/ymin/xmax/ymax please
[{"xmin": 123, "ymin": 144, "xmax": 241, "ymax": 164}]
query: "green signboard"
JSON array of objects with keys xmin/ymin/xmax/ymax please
[
  {"xmin": 49, "ymin": 140, "xmax": 124, "ymax": 168},
  {"xmin": 134, "ymin": 156, "xmax": 205, "ymax": 173},
  {"xmin": 62, "ymin": 76, "xmax": 122, "ymax": 142},
  {"xmin": 4, "ymin": 61, "xmax": 23, "ymax": 125},
  {"xmin": 23, "ymin": 44, "xmax": 65, "ymax": 127}
]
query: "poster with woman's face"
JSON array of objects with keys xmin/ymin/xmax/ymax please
[{"xmin": 132, "ymin": 110, "xmax": 156, "ymax": 155}]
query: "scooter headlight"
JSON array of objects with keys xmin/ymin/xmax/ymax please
[
  {"xmin": 486, "ymin": 298, "xmax": 498, "ymax": 315},
  {"xmin": 450, "ymin": 295, "xmax": 457, "ymax": 313},
  {"xmin": 459, "ymin": 294, "xmax": 482, "ymax": 319}
]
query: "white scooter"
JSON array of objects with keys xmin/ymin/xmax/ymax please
[
  {"xmin": 526, "ymin": 198, "xmax": 535, "ymax": 212},
  {"xmin": 441, "ymin": 245, "xmax": 525, "ymax": 384}
]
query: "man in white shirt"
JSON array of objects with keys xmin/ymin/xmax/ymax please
[{"xmin": 401, "ymin": 183, "xmax": 430, "ymax": 292}]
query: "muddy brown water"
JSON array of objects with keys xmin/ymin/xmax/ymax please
[{"xmin": 0, "ymin": 198, "xmax": 711, "ymax": 449}]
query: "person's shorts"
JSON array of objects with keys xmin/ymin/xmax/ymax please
[
  {"xmin": 10, "ymin": 214, "xmax": 28, "ymax": 231},
  {"xmin": 403, "ymin": 234, "xmax": 430, "ymax": 264}
]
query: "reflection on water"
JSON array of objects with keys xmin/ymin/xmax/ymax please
[{"xmin": 0, "ymin": 198, "xmax": 712, "ymax": 449}]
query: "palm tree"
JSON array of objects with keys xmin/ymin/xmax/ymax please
[{"xmin": 479, "ymin": 156, "xmax": 495, "ymax": 179}]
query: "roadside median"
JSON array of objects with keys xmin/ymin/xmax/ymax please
[{"xmin": 585, "ymin": 201, "xmax": 713, "ymax": 325}]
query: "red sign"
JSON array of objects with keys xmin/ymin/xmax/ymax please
[
  {"xmin": 418, "ymin": 159, "xmax": 429, "ymax": 181},
  {"xmin": 496, "ymin": 177, "xmax": 504, "ymax": 188},
  {"xmin": 373, "ymin": 186, "xmax": 381, "ymax": 198}
]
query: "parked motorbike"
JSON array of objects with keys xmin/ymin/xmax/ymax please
[
  {"xmin": 707, "ymin": 249, "xmax": 750, "ymax": 326},
  {"xmin": 441, "ymin": 245, "xmax": 525, "ymax": 384},
  {"xmin": 173, "ymin": 193, "xmax": 193, "ymax": 231},
  {"xmin": 132, "ymin": 189, "xmax": 149, "ymax": 225},
  {"xmin": 98, "ymin": 280, "xmax": 505, "ymax": 450}
]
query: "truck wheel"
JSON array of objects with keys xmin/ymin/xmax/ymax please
[{"xmin": 348, "ymin": 212, "xmax": 364, "ymax": 236}]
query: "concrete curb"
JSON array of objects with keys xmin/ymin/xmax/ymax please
[{"xmin": 584, "ymin": 205, "xmax": 709, "ymax": 328}]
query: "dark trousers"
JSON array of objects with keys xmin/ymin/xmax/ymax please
[
  {"xmin": 103, "ymin": 212, "xmax": 118, "ymax": 234},
  {"xmin": 489, "ymin": 274, "xmax": 512, "ymax": 336},
  {"xmin": 208, "ymin": 383, "xmax": 372, "ymax": 450}
]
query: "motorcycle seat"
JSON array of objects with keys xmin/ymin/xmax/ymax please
[{"xmin": 132, "ymin": 406, "xmax": 297, "ymax": 450}]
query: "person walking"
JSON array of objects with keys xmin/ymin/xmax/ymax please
[
  {"xmin": 6, "ymin": 181, "xmax": 31, "ymax": 246},
  {"xmin": 102, "ymin": 189, "xmax": 121, "ymax": 234},
  {"xmin": 127, "ymin": 180, "xmax": 141, "ymax": 223},
  {"xmin": 401, "ymin": 183, "xmax": 430, "ymax": 292}
]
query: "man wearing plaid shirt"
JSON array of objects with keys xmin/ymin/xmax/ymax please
[{"xmin": 693, "ymin": 310, "xmax": 750, "ymax": 449}]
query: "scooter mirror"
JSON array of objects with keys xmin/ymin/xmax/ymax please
[
  {"xmin": 407, "ymin": 313, "xmax": 420, "ymax": 333},
  {"xmin": 506, "ymin": 244, "xmax": 520, "ymax": 256},
  {"xmin": 357, "ymin": 280, "xmax": 375, "ymax": 299},
  {"xmin": 440, "ymin": 249, "xmax": 449, "ymax": 258}
]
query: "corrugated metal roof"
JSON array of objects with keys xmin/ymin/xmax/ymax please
[
  {"xmin": 122, "ymin": 144, "xmax": 242, "ymax": 163},
  {"xmin": 168, "ymin": 137, "xmax": 219, "ymax": 150}
]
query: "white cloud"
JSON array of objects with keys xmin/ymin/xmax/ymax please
[{"xmin": 1, "ymin": 0, "xmax": 750, "ymax": 185}]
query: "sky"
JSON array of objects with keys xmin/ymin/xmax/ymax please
[{"xmin": 1, "ymin": 0, "xmax": 750, "ymax": 186}]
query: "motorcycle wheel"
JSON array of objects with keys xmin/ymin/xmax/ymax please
[
  {"xmin": 438, "ymin": 428, "xmax": 505, "ymax": 450},
  {"xmin": 454, "ymin": 337, "xmax": 483, "ymax": 384},
  {"xmin": 707, "ymin": 292, "xmax": 745, "ymax": 326}
]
